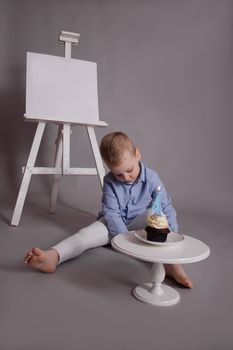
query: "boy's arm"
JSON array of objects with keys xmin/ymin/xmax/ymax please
[
  {"xmin": 161, "ymin": 189, "xmax": 178, "ymax": 232},
  {"xmin": 101, "ymin": 181, "xmax": 128, "ymax": 236}
]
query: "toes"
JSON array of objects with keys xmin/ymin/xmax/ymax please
[
  {"xmin": 24, "ymin": 252, "xmax": 33, "ymax": 263},
  {"xmin": 32, "ymin": 247, "xmax": 42, "ymax": 256},
  {"xmin": 185, "ymin": 279, "xmax": 193, "ymax": 289},
  {"xmin": 24, "ymin": 257, "xmax": 32, "ymax": 264},
  {"xmin": 178, "ymin": 276, "xmax": 193, "ymax": 289}
]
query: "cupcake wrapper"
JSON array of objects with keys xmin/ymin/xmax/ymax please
[{"xmin": 145, "ymin": 226, "xmax": 169, "ymax": 242}]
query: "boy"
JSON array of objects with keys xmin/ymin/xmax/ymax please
[{"xmin": 24, "ymin": 132, "xmax": 193, "ymax": 288}]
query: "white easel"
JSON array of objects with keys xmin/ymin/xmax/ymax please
[{"xmin": 11, "ymin": 31, "xmax": 107, "ymax": 226}]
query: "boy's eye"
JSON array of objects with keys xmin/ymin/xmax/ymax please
[{"xmin": 115, "ymin": 169, "xmax": 133, "ymax": 177}]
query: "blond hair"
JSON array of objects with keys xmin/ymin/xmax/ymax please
[{"xmin": 100, "ymin": 132, "xmax": 136, "ymax": 166}]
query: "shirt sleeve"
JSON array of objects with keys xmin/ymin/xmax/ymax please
[
  {"xmin": 151, "ymin": 172, "xmax": 179, "ymax": 233},
  {"xmin": 101, "ymin": 180, "xmax": 129, "ymax": 236}
]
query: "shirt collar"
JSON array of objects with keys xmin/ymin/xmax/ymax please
[{"xmin": 137, "ymin": 161, "xmax": 146, "ymax": 183}]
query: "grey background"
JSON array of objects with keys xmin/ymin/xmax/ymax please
[
  {"xmin": 0, "ymin": 1, "xmax": 233, "ymax": 350},
  {"xmin": 1, "ymin": 0, "xmax": 232, "ymax": 216}
]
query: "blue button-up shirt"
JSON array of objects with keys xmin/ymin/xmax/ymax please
[{"xmin": 99, "ymin": 162, "xmax": 178, "ymax": 236}]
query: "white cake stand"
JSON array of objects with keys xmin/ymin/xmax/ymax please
[{"xmin": 111, "ymin": 232, "xmax": 210, "ymax": 306}]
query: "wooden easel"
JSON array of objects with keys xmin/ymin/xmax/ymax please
[{"xmin": 11, "ymin": 31, "xmax": 107, "ymax": 226}]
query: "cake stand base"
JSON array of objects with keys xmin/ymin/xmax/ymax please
[{"xmin": 133, "ymin": 283, "xmax": 180, "ymax": 306}]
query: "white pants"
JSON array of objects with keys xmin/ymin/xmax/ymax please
[{"xmin": 52, "ymin": 213, "xmax": 147, "ymax": 264}]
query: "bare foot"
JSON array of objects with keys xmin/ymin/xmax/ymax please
[
  {"xmin": 165, "ymin": 264, "xmax": 193, "ymax": 288},
  {"xmin": 24, "ymin": 247, "xmax": 59, "ymax": 273}
]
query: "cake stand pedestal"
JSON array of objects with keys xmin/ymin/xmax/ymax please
[{"xmin": 133, "ymin": 262, "xmax": 179, "ymax": 306}]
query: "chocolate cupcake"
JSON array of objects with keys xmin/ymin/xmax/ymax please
[
  {"xmin": 145, "ymin": 225, "xmax": 170, "ymax": 242},
  {"xmin": 146, "ymin": 213, "xmax": 170, "ymax": 242}
]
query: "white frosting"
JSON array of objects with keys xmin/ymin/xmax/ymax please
[{"xmin": 147, "ymin": 213, "xmax": 169, "ymax": 229}]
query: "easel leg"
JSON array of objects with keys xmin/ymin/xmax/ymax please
[
  {"xmin": 49, "ymin": 125, "xmax": 63, "ymax": 213},
  {"xmin": 11, "ymin": 122, "xmax": 46, "ymax": 226},
  {"xmin": 62, "ymin": 124, "xmax": 71, "ymax": 174},
  {"xmin": 86, "ymin": 126, "xmax": 105, "ymax": 187}
]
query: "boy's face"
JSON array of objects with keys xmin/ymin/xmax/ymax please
[{"xmin": 109, "ymin": 149, "xmax": 141, "ymax": 183}]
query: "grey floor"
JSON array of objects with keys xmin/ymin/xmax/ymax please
[{"xmin": 1, "ymin": 197, "xmax": 233, "ymax": 350}]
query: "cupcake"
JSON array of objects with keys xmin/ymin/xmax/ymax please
[
  {"xmin": 145, "ymin": 213, "xmax": 170, "ymax": 242},
  {"xmin": 146, "ymin": 185, "xmax": 170, "ymax": 242}
]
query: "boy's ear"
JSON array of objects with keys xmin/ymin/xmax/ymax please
[{"xmin": 135, "ymin": 148, "xmax": 141, "ymax": 161}]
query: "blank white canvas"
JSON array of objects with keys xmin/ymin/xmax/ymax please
[{"xmin": 25, "ymin": 52, "xmax": 100, "ymax": 124}]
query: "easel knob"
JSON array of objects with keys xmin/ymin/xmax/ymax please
[
  {"xmin": 59, "ymin": 30, "xmax": 80, "ymax": 46},
  {"xmin": 59, "ymin": 30, "xmax": 80, "ymax": 59}
]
